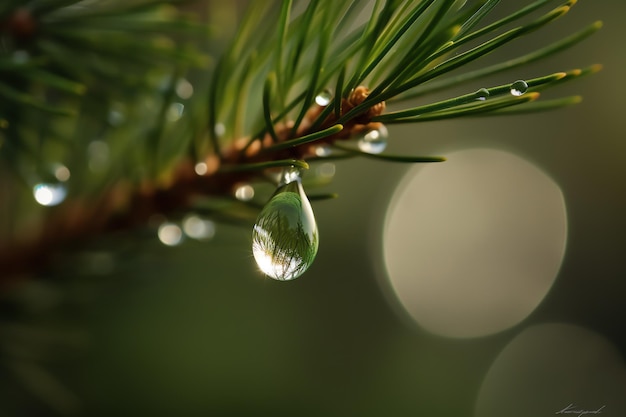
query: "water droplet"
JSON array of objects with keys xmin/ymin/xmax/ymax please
[
  {"xmin": 234, "ymin": 183, "xmax": 255, "ymax": 201},
  {"xmin": 182, "ymin": 214, "xmax": 215, "ymax": 240},
  {"xmin": 510, "ymin": 80, "xmax": 528, "ymax": 97},
  {"xmin": 357, "ymin": 125, "xmax": 388, "ymax": 154},
  {"xmin": 252, "ymin": 167, "xmax": 319, "ymax": 281},
  {"xmin": 33, "ymin": 183, "xmax": 67, "ymax": 206},
  {"xmin": 475, "ymin": 88, "xmax": 490, "ymax": 101},
  {"xmin": 158, "ymin": 222, "xmax": 184, "ymax": 246},
  {"xmin": 176, "ymin": 78, "xmax": 194, "ymax": 99},
  {"xmin": 315, "ymin": 90, "xmax": 333, "ymax": 106}
]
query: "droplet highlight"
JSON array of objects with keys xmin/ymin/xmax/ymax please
[
  {"xmin": 358, "ymin": 125, "xmax": 388, "ymax": 154},
  {"xmin": 510, "ymin": 80, "xmax": 528, "ymax": 97},
  {"xmin": 252, "ymin": 168, "xmax": 319, "ymax": 281}
]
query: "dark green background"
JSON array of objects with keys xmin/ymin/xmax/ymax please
[{"xmin": 2, "ymin": 1, "xmax": 625, "ymax": 416}]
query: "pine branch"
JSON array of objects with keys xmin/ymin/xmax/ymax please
[{"xmin": 0, "ymin": 0, "xmax": 602, "ymax": 285}]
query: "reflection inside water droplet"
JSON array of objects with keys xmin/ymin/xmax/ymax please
[
  {"xmin": 252, "ymin": 168, "xmax": 319, "ymax": 281},
  {"xmin": 358, "ymin": 125, "xmax": 388, "ymax": 154},
  {"xmin": 510, "ymin": 80, "xmax": 528, "ymax": 97}
]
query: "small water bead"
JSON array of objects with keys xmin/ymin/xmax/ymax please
[
  {"xmin": 510, "ymin": 80, "xmax": 528, "ymax": 97},
  {"xmin": 475, "ymin": 88, "xmax": 490, "ymax": 101},
  {"xmin": 234, "ymin": 183, "xmax": 255, "ymax": 202},
  {"xmin": 315, "ymin": 90, "xmax": 333, "ymax": 106},
  {"xmin": 358, "ymin": 125, "xmax": 388, "ymax": 154},
  {"xmin": 252, "ymin": 167, "xmax": 319, "ymax": 281}
]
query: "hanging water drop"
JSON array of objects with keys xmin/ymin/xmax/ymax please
[
  {"xmin": 358, "ymin": 125, "xmax": 388, "ymax": 154},
  {"xmin": 252, "ymin": 167, "xmax": 319, "ymax": 281},
  {"xmin": 510, "ymin": 80, "xmax": 528, "ymax": 97},
  {"xmin": 315, "ymin": 90, "xmax": 333, "ymax": 106}
]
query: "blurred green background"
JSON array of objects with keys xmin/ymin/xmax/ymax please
[{"xmin": 1, "ymin": 1, "xmax": 625, "ymax": 416}]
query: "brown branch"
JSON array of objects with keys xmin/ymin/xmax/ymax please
[{"xmin": 0, "ymin": 89, "xmax": 385, "ymax": 289}]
